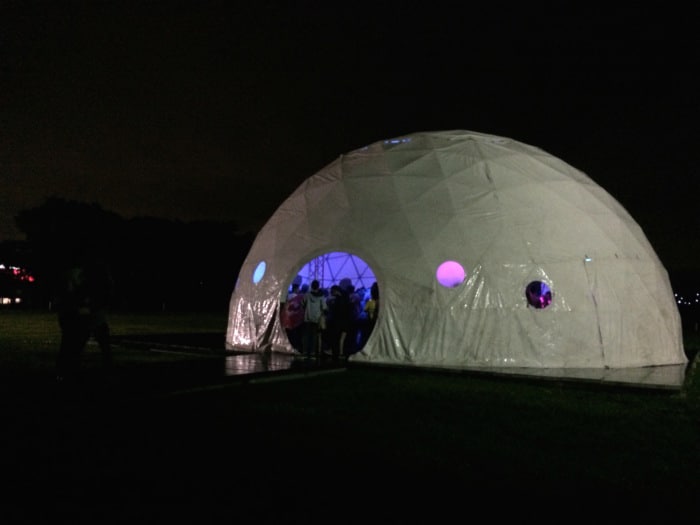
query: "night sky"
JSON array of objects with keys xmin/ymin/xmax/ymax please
[{"xmin": 1, "ymin": 3, "xmax": 698, "ymax": 275}]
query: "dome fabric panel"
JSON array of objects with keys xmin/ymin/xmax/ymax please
[{"xmin": 226, "ymin": 130, "xmax": 685, "ymax": 369}]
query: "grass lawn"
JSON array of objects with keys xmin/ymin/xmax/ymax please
[{"xmin": 1, "ymin": 310, "xmax": 700, "ymax": 521}]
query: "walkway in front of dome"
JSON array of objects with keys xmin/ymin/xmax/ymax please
[
  {"xmin": 188, "ymin": 353, "xmax": 689, "ymax": 393},
  {"xmin": 111, "ymin": 334, "xmax": 349, "ymax": 390},
  {"xmin": 382, "ymin": 362, "xmax": 689, "ymax": 392},
  {"xmin": 112, "ymin": 334, "xmax": 690, "ymax": 393}
]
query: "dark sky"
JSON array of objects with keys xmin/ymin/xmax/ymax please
[{"xmin": 1, "ymin": 3, "xmax": 698, "ymax": 272}]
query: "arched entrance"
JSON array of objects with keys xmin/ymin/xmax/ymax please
[{"xmin": 280, "ymin": 251, "xmax": 379, "ymax": 355}]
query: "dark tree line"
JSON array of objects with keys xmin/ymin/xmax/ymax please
[{"xmin": 3, "ymin": 197, "xmax": 254, "ymax": 312}]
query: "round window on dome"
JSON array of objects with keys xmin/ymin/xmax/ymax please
[
  {"xmin": 252, "ymin": 261, "xmax": 266, "ymax": 284},
  {"xmin": 525, "ymin": 280, "xmax": 552, "ymax": 309},
  {"xmin": 436, "ymin": 260, "xmax": 466, "ymax": 288}
]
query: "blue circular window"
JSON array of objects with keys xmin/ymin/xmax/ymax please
[
  {"xmin": 436, "ymin": 260, "xmax": 466, "ymax": 288},
  {"xmin": 252, "ymin": 261, "xmax": 266, "ymax": 284},
  {"xmin": 525, "ymin": 280, "xmax": 552, "ymax": 309}
]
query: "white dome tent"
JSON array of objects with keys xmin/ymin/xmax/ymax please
[{"xmin": 226, "ymin": 130, "xmax": 686, "ymax": 375}]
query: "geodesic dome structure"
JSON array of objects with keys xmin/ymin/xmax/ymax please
[{"xmin": 226, "ymin": 130, "xmax": 685, "ymax": 369}]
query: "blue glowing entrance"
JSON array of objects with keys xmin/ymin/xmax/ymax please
[{"xmin": 292, "ymin": 252, "xmax": 376, "ymax": 294}]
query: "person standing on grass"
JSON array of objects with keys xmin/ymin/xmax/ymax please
[
  {"xmin": 55, "ymin": 239, "xmax": 114, "ymax": 383},
  {"xmin": 301, "ymin": 279, "xmax": 326, "ymax": 359}
]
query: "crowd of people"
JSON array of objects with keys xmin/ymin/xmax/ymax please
[{"xmin": 280, "ymin": 278, "xmax": 379, "ymax": 360}]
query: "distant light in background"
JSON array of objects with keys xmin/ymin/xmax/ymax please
[
  {"xmin": 0, "ymin": 263, "xmax": 34, "ymax": 306},
  {"xmin": 0, "ymin": 264, "xmax": 35, "ymax": 281},
  {"xmin": 675, "ymin": 292, "xmax": 700, "ymax": 306}
]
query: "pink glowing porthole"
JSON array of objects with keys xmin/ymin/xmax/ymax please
[
  {"xmin": 436, "ymin": 260, "xmax": 466, "ymax": 288},
  {"xmin": 525, "ymin": 280, "xmax": 553, "ymax": 309}
]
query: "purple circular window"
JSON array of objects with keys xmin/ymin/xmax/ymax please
[
  {"xmin": 436, "ymin": 260, "xmax": 466, "ymax": 288},
  {"xmin": 525, "ymin": 280, "xmax": 553, "ymax": 309}
]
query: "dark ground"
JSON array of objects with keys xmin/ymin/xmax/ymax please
[{"xmin": 2, "ymin": 330, "xmax": 699, "ymax": 523}]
